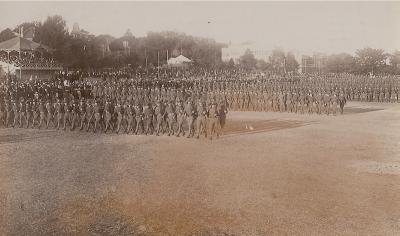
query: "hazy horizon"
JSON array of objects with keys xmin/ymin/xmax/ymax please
[{"xmin": 0, "ymin": 1, "xmax": 399, "ymax": 55}]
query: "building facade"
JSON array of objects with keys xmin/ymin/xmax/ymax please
[
  {"xmin": 301, "ymin": 53, "xmax": 327, "ymax": 74},
  {"xmin": 221, "ymin": 42, "xmax": 270, "ymax": 64}
]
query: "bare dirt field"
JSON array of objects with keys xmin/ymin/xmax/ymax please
[{"xmin": 1, "ymin": 101, "xmax": 400, "ymax": 236}]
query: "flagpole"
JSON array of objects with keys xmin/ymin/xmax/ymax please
[
  {"xmin": 145, "ymin": 48, "xmax": 148, "ymax": 75},
  {"xmin": 157, "ymin": 51, "xmax": 160, "ymax": 79}
]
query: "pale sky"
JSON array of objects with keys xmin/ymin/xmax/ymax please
[{"xmin": 0, "ymin": 1, "xmax": 399, "ymax": 54}]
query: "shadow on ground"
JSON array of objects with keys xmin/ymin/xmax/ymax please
[
  {"xmin": 0, "ymin": 130, "xmax": 59, "ymax": 144},
  {"xmin": 223, "ymin": 119, "xmax": 309, "ymax": 137},
  {"xmin": 344, "ymin": 107, "xmax": 383, "ymax": 114}
]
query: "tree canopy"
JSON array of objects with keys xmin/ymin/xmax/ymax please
[
  {"xmin": 0, "ymin": 15, "xmax": 225, "ymax": 69},
  {"xmin": 239, "ymin": 49, "xmax": 257, "ymax": 69},
  {"xmin": 0, "ymin": 14, "xmax": 399, "ymax": 75},
  {"xmin": 355, "ymin": 47, "xmax": 387, "ymax": 74}
]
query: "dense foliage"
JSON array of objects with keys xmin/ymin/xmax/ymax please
[
  {"xmin": 0, "ymin": 15, "xmax": 225, "ymax": 69},
  {"xmin": 0, "ymin": 15, "xmax": 399, "ymax": 75}
]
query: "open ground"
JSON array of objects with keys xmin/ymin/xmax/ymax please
[{"xmin": 1, "ymin": 101, "xmax": 400, "ymax": 235}]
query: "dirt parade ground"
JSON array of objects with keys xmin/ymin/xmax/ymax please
[{"xmin": 0, "ymin": 101, "xmax": 399, "ymax": 236}]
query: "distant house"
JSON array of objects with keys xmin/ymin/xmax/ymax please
[
  {"xmin": 71, "ymin": 23, "xmax": 94, "ymax": 40},
  {"xmin": 301, "ymin": 53, "xmax": 327, "ymax": 74},
  {"xmin": 222, "ymin": 42, "xmax": 270, "ymax": 64},
  {"xmin": 23, "ymin": 27, "xmax": 35, "ymax": 41}
]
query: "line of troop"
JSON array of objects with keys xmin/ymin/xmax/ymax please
[
  {"xmin": 1, "ymin": 70, "xmax": 399, "ymax": 138},
  {"xmin": 0, "ymin": 77, "xmax": 228, "ymax": 139}
]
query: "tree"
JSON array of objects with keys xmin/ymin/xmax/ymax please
[
  {"xmin": 326, "ymin": 53, "xmax": 356, "ymax": 74},
  {"xmin": 35, "ymin": 15, "xmax": 69, "ymax": 61},
  {"xmin": 355, "ymin": 47, "xmax": 387, "ymax": 75},
  {"xmin": 0, "ymin": 28, "xmax": 16, "ymax": 43},
  {"xmin": 388, "ymin": 50, "xmax": 400, "ymax": 74},
  {"xmin": 256, "ymin": 59, "xmax": 269, "ymax": 70},
  {"xmin": 1, "ymin": 15, "xmax": 227, "ymax": 70},
  {"xmin": 12, "ymin": 21, "xmax": 40, "ymax": 37},
  {"xmin": 269, "ymin": 48, "xmax": 285, "ymax": 74},
  {"xmin": 239, "ymin": 49, "xmax": 257, "ymax": 69},
  {"xmin": 227, "ymin": 58, "xmax": 235, "ymax": 68},
  {"xmin": 285, "ymin": 52, "xmax": 299, "ymax": 73}
]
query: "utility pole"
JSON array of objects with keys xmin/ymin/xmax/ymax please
[
  {"xmin": 145, "ymin": 48, "xmax": 148, "ymax": 75},
  {"xmin": 157, "ymin": 51, "xmax": 160, "ymax": 79}
]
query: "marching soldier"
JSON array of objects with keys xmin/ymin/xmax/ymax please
[
  {"xmin": 331, "ymin": 94, "xmax": 338, "ymax": 116},
  {"xmin": 0, "ymin": 100, "xmax": 4, "ymax": 127},
  {"xmin": 217, "ymin": 98, "xmax": 228, "ymax": 136},
  {"xmin": 134, "ymin": 102, "xmax": 144, "ymax": 134},
  {"xmin": 63, "ymin": 99, "xmax": 72, "ymax": 130},
  {"xmin": 339, "ymin": 93, "xmax": 346, "ymax": 115},
  {"xmin": 184, "ymin": 99, "xmax": 195, "ymax": 138},
  {"xmin": 12, "ymin": 100, "xmax": 19, "ymax": 128},
  {"xmin": 104, "ymin": 100, "xmax": 113, "ymax": 133},
  {"xmin": 38, "ymin": 101, "xmax": 46, "ymax": 129},
  {"xmin": 93, "ymin": 100, "xmax": 101, "ymax": 133},
  {"xmin": 125, "ymin": 103, "xmax": 135, "ymax": 134},
  {"xmin": 143, "ymin": 102, "xmax": 154, "ymax": 135},
  {"xmin": 70, "ymin": 100, "xmax": 80, "ymax": 131},
  {"xmin": 86, "ymin": 100, "xmax": 94, "ymax": 132},
  {"xmin": 45, "ymin": 100, "xmax": 53, "ymax": 129},
  {"xmin": 5, "ymin": 100, "xmax": 12, "ymax": 127},
  {"xmin": 19, "ymin": 99, "xmax": 26, "ymax": 128},
  {"xmin": 155, "ymin": 100, "xmax": 165, "ymax": 136},
  {"xmin": 55, "ymin": 99, "xmax": 63, "ymax": 130},
  {"xmin": 165, "ymin": 101, "xmax": 176, "ymax": 136},
  {"xmin": 176, "ymin": 102, "xmax": 185, "ymax": 137},
  {"xmin": 114, "ymin": 101, "xmax": 123, "ymax": 133},
  {"xmin": 323, "ymin": 92, "xmax": 331, "ymax": 115},
  {"xmin": 207, "ymin": 102, "xmax": 219, "ymax": 140},
  {"xmin": 31, "ymin": 101, "xmax": 39, "ymax": 129},
  {"xmin": 195, "ymin": 100, "xmax": 207, "ymax": 139},
  {"xmin": 79, "ymin": 99, "xmax": 87, "ymax": 131}
]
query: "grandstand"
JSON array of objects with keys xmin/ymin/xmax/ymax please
[{"xmin": 0, "ymin": 36, "xmax": 63, "ymax": 80}]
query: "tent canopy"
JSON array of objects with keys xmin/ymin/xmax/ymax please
[
  {"xmin": 0, "ymin": 36, "xmax": 54, "ymax": 52},
  {"xmin": 167, "ymin": 54, "xmax": 192, "ymax": 65}
]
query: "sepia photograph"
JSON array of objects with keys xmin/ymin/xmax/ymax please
[{"xmin": 0, "ymin": 1, "xmax": 399, "ymax": 235}]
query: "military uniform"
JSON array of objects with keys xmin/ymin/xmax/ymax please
[
  {"xmin": 85, "ymin": 102, "xmax": 94, "ymax": 132},
  {"xmin": 93, "ymin": 101, "xmax": 101, "ymax": 133},
  {"xmin": 12, "ymin": 101, "xmax": 19, "ymax": 128},
  {"xmin": 145, "ymin": 103, "xmax": 155, "ymax": 135},
  {"xmin": 38, "ymin": 101, "xmax": 46, "ymax": 129},
  {"xmin": 195, "ymin": 101, "xmax": 207, "ymax": 138},
  {"xmin": 175, "ymin": 103, "xmax": 185, "ymax": 137},
  {"xmin": 104, "ymin": 101, "xmax": 113, "ymax": 133},
  {"xmin": 19, "ymin": 100, "xmax": 26, "ymax": 128},
  {"xmin": 79, "ymin": 100, "xmax": 87, "ymax": 131},
  {"xmin": 31, "ymin": 101, "xmax": 39, "ymax": 128},
  {"xmin": 165, "ymin": 101, "xmax": 176, "ymax": 136},
  {"xmin": 55, "ymin": 100, "xmax": 63, "ymax": 130},
  {"xmin": 207, "ymin": 103, "xmax": 219, "ymax": 140},
  {"xmin": 134, "ymin": 103, "xmax": 143, "ymax": 134},
  {"xmin": 45, "ymin": 101, "xmax": 53, "ymax": 129}
]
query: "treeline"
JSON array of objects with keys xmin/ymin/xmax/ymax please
[
  {"xmin": 0, "ymin": 15, "xmax": 226, "ymax": 69},
  {"xmin": 0, "ymin": 15, "xmax": 399, "ymax": 75},
  {"xmin": 236, "ymin": 48, "xmax": 299, "ymax": 74},
  {"xmin": 236, "ymin": 47, "xmax": 400, "ymax": 75},
  {"xmin": 325, "ymin": 48, "xmax": 400, "ymax": 75}
]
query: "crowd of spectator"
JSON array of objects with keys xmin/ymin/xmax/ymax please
[{"xmin": 0, "ymin": 53, "xmax": 63, "ymax": 69}]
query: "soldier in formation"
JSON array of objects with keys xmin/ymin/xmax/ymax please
[{"xmin": 1, "ymin": 70, "xmax": 399, "ymax": 136}]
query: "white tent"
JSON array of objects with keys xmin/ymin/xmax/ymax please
[{"xmin": 167, "ymin": 55, "xmax": 192, "ymax": 65}]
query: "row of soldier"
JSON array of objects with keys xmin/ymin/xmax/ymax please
[
  {"xmin": 0, "ymin": 96, "xmax": 227, "ymax": 140},
  {"xmin": 1, "ymin": 71, "xmax": 400, "ymax": 130}
]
